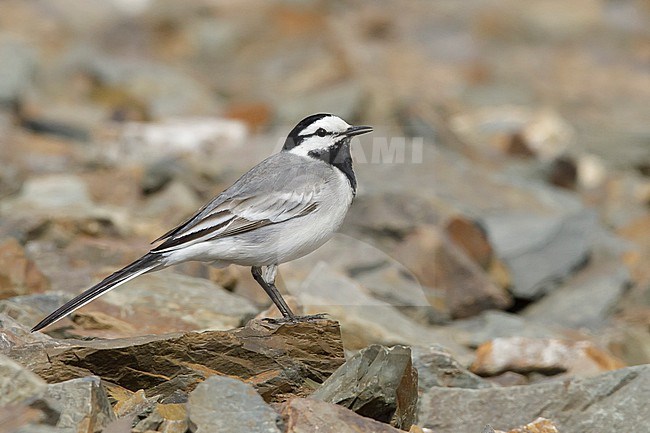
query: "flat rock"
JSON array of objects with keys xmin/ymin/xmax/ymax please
[
  {"xmin": 482, "ymin": 211, "xmax": 596, "ymax": 299},
  {"xmin": 101, "ymin": 270, "xmax": 259, "ymax": 333},
  {"xmin": 291, "ymin": 262, "xmax": 469, "ymax": 357},
  {"xmin": 278, "ymin": 398, "xmax": 405, "ymax": 433},
  {"xmin": 470, "ymin": 337, "xmax": 625, "ymax": 377},
  {"xmin": 312, "ymin": 345, "xmax": 418, "ymax": 430},
  {"xmin": 522, "ymin": 265, "xmax": 629, "ymax": 330},
  {"xmin": 189, "ymin": 376, "xmax": 281, "ymax": 433},
  {"xmin": 11, "ymin": 319, "xmax": 344, "ymax": 402},
  {"xmin": 449, "ymin": 311, "xmax": 562, "ymax": 348},
  {"xmin": 419, "ymin": 365, "xmax": 650, "ymax": 433},
  {"xmin": 411, "ymin": 345, "xmax": 492, "ymax": 391},
  {"xmin": 44, "ymin": 376, "xmax": 115, "ymax": 432}
]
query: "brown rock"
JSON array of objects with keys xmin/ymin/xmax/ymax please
[
  {"xmin": 278, "ymin": 398, "xmax": 405, "ymax": 433},
  {"xmin": 396, "ymin": 226, "xmax": 511, "ymax": 319},
  {"xmin": 503, "ymin": 417, "xmax": 559, "ymax": 433},
  {"xmin": 11, "ymin": 319, "xmax": 344, "ymax": 402},
  {"xmin": 444, "ymin": 216, "xmax": 494, "ymax": 269},
  {"xmin": 470, "ymin": 337, "xmax": 626, "ymax": 377},
  {"xmin": 0, "ymin": 238, "xmax": 50, "ymax": 299}
]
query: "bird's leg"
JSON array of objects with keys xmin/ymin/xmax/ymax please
[{"xmin": 251, "ymin": 265, "xmax": 296, "ymax": 320}]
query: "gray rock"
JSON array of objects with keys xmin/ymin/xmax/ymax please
[
  {"xmin": 312, "ymin": 345, "xmax": 418, "ymax": 430},
  {"xmin": 0, "ymin": 354, "xmax": 47, "ymax": 405},
  {"xmin": 279, "ymin": 398, "xmax": 405, "ymax": 433},
  {"xmin": 0, "ymin": 292, "xmax": 73, "ymax": 329},
  {"xmin": 449, "ymin": 310, "xmax": 561, "ymax": 348},
  {"xmin": 44, "ymin": 376, "xmax": 115, "ymax": 432},
  {"xmin": 418, "ymin": 365, "xmax": 650, "ymax": 433},
  {"xmin": 411, "ymin": 345, "xmax": 493, "ymax": 391},
  {"xmin": 189, "ymin": 376, "xmax": 281, "ymax": 433},
  {"xmin": 290, "ymin": 262, "xmax": 469, "ymax": 357},
  {"xmin": 482, "ymin": 211, "xmax": 596, "ymax": 299},
  {"xmin": 0, "ymin": 35, "xmax": 36, "ymax": 101},
  {"xmin": 522, "ymin": 265, "xmax": 629, "ymax": 330},
  {"xmin": 102, "ymin": 271, "xmax": 258, "ymax": 331}
]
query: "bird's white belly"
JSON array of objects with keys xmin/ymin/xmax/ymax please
[{"xmin": 162, "ymin": 169, "xmax": 354, "ymax": 267}]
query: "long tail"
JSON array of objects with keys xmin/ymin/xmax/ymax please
[{"xmin": 31, "ymin": 253, "xmax": 162, "ymax": 333}]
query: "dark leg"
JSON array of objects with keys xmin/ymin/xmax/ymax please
[{"xmin": 251, "ymin": 265, "xmax": 295, "ymax": 319}]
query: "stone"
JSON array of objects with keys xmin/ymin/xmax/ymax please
[
  {"xmin": 411, "ymin": 345, "xmax": 492, "ymax": 391},
  {"xmin": 278, "ymin": 398, "xmax": 405, "ymax": 433},
  {"xmin": 133, "ymin": 402, "xmax": 189, "ymax": 433},
  {"xmin": 11, "ymin": 319, "xmax": 344, "ymax": 402},
  {"xmin": 444, "ymin": 216, "xmax": 494, "ymax": 269},
  {"xmin": 44, "ymin": 376, "xmax": 115, "ymax": 432},
  {"xmin": 470, "ymin": 337, "xmax": 625, "ymax": 377},
  {"xmin": 419, "ymin": 365, "xmax": 650, "ymax": 433},
  {"xmin": 291, "ymin": 262, "xmax": 470, "ymax": 357},
  {"xmin": 449, "ymin": 311, "xmax": 562, "ymax": 348},
  {"xmin": 0, "ymin": 238, "xmax": 50, "ymax": 299},
  {"xmin": 0, "ymin": 292, "xmax": 72, "ymax": 330},
  {"xmin": 100, "ymin": 270, "xmax": 258, "ymax": 333},
  {"xmin": 499, "ymin": 418, "xmax": 559, "ymax": 433},
  {"xmin": 522, "ymin": 265, "xmax": 629, "ymax": 330},
  {"xmin": 0, "ymin": 354, "xmax": 47, "ymax": 405},
  {"xmin": 312, "ymin": 345, "xmax": 418, "ymax": 430},
  {"xmin": 0, "ymin": 35, "xmax": 37, "ymax": 102},
  {"xmin": 482, "ymin": 211, "xmax": 596, "ymax": 299},
  {"xmin": 189, "ymin": 376, "xmax": 281, "ymax": 433},
  {"xmin": 0, "ymin": 313, "xmax": 54, "ymax": 354},
  {"xmin": 394, "ymin": 225, "xmax": 512, "ymax": 319}
]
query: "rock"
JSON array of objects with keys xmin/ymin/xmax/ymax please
[
  {"xmin": 12, "ymin": 319, "xmax": 344, "ymax": 402},
  {"xmin": 0, "ymin": 35, "xmax": 36, "ymax": 102},
  {"xmin": 470, "ymin": 337, "xmax": 625, "ymax": 377},
  {"xmin": 411, "ymin": 345, "xmax": 492, "ymax": 391},
  {"xmin": 101, "ymin": 271, "xmax": 258, "ymax": 333},
  {"xmin": 0, "ymin": 238, "xmax": 50, "ymax": 299},
  {"xmin": 189, "ymin": 376, "xmax": 281, "ymax": 433},
  {"xmin": 449, "ymin": 311, "xmax": 562, "ymax": 348},
  {"xmin": 278, "ymin": 398, "xmax": 405, "ymax": 433},
  {"xmin": 394, "ymin": 225, "xmax": 512, "ymax": 319},
  {"xmin": 482, "ymin": 211, "xmax": 596, "ymax": 299},
  {"xmin": 291, "ymin": 262, "xmax": 469, "ymax": 357},
  {"xmin": 44, "ymin": 376, "xmax": 115, "ymax": 432},
  {"xmin": 419, "ymin": 365, "xmax": 650, "ymax": 433},
  {"xmin": 0, "ymin": 292, "xmax": 72, "ymax": 330},
  {"xmin": 0, "ymin": 313, "xmax": 54, "ymax": 354},
  {"xmin": 114, "ymin": 117, "xmax": 247, "ymax": 162},
  {"xmin": 498, "ymin": 418, "xmax": 559, "ymax": 433},
  {"xmin": 444, "ymin": 216, "xmax": 494, "ymax": 269},
  {"xmin": 449, "ymin": 107, "xmax": 574, "ymax": 161},
  {"xmin": 133, "ymin": 402, "xmax": 189, "ymax": 433},
  {"xmin": 0, "ymin": 399, "xmax": 60, "ymax": 433},
  {"xmin": 312, "ymin": 345, "xmax": 418, "ymax": 430},
  {"xmin": 113, "ymin": 389, "xmax": 158, "ymax": 419},
  {"xmin": 282, "ymin": 234, "xmax": 449, "ymax": 325},
  {"xmin": 341, "ymin": 192, "xmax": 439, "ymax": 243},
  {"xmin": 0, "ymin": 354, "xmax": 47, "ymax": 405},
  {"xmin": 522, "ymin": 265, "xmax": 629, "ymax": 330}
]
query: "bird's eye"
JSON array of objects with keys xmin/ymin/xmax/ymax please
[{"xmin": 316, "ymin": 128, "xmax": 327, "ymax": 137}]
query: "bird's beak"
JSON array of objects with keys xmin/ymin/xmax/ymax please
[{"xmin": 343, "ymin": 125, "xmax": 373, "ymax": 137}]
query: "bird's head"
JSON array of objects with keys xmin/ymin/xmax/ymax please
[{"xmin": 282, "ymin": 113, "xmax": 372, "ymax": 159}]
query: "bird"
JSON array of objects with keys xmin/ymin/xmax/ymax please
[{"xmin": 31, "ymin": 113, "xmax": 372, "ymax": 332}]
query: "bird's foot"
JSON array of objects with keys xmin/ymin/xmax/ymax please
[{"xmin": 262, "ymin": 313, "xmax": 329, "ymax": 325}]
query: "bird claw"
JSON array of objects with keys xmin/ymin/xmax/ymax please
[{"xmin": 261, "ymin": 313, "xmax": 329, "ymax": 325}]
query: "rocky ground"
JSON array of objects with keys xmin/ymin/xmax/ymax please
[{"xmin": 1, "ymin": 0, "xmax": 649, "ymax": 432}]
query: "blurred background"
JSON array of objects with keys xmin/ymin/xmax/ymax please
[{"xmin": 1, "ymin": 0, "xmax": 649, "ymax": 374}]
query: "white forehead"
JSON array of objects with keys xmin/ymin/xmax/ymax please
[{"xmin": 299, "ymin": 116, "xmax": 351, "ymax": 136}]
